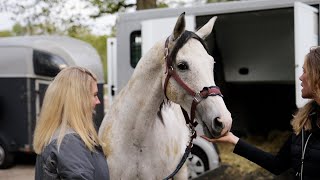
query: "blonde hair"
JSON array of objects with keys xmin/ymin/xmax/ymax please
[
  {"xmin": 291, "ymin": 46, "xmax": 320, "ymax": 134},
  {"xmin": 33, "ymin": 66, "xmax": 99, "ymax": 153},
  {"xmin": 291, "ymin": 101, "xmax": 313, "ymax": 135}
]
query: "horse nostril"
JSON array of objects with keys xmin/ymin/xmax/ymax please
[{"xmin": 213, "ymin": 117, "xmax": 224, "ymax": 132}]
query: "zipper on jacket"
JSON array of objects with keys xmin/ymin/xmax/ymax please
[{"xmin": 298, "ymin": 129, "xmax": 312, "ymax": 180}]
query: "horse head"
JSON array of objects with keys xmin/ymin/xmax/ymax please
[{"xmin": 162, "ymin": 13, "xmax": 232, "ymax": 138}]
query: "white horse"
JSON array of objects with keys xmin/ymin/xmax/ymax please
[{"xmin": 99, "ymin": 13, "xmax": 232, "ymax": 180}]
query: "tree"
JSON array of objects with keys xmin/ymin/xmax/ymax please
[
  {"xmin": 90, "ymin": 0, "xmax": 160, "ymax": 17},
  {"xmin": 136, "ymin": 0, "xmax": 156, "ymax": 10},
  {"xmin": 0, "ymin": 0, "xmax": 96, "ymax": 35},
  {"xmin": 0, "ymin": 31, "xmax": 12, "ymax": 37},
  {"xmin": 0, "ymin": 0, "xmax": 161, "ymax": 34},
  {"xmin": 207, "ymin": 0, "xmax": 238, "ymax": 2},
  {"xmin": 90, "ymin": 0, "xmax": 134, "ymax": 17}
]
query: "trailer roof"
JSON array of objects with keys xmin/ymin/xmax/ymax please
[
  {"xmin": 0, "ymin": 36, "xmax": 104, "ymax": 83},
  {"xmin": 117, "ymin": 0, "xmax": 319, "ymax": 23}
]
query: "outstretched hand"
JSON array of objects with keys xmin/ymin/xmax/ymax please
[{"xmin": 200, "ymin": 132, "xmax": 239, "ymax": 145}]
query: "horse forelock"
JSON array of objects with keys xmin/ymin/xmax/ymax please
[{"xmin": 169, "ymin": 31, "xmax": 208, "ymax": 63}]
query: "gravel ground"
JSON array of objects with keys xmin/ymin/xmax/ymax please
[{"xmin": 210, "ymin": 130, "xmax": 295, "ymax": 180}]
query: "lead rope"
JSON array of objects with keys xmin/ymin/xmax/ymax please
[
  {"xmin": 162, "ymin": 34, "xmax": 196, "ymax": 180},
  {"xmin": 163, "ymin": 126, "xmax": 196, "ymax": 180}
]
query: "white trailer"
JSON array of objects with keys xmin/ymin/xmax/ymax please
[{"xmin": 107, "ymin": 0, "xmax": 319, "ymax": 178}]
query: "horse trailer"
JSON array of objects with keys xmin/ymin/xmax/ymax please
[
  {"xmin": 0, "ymin": 36, "xmax": 105, "ymax": 168},
  {"xmin": 108, "ymin": 0, "xmax": 319, "ymax": 135},
  {"xmin": 107, "ymin": 0, "xmax": 319, "ymax": 178}
]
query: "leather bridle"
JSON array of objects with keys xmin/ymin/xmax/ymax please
[
  {"xmin": 163, "ymin": 31, "xmax": 223, "ymax": 135},
  {"xmin": 163, "ymin": 31, "xmax": 223, "ymax": 180}
]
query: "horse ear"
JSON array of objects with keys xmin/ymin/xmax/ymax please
[
  {"xmin": 196, "ymin": 16, "xmax": 217, "ymax": 39},
  {"xmin": 172, "ymin": 12, "xmax": 186, "ymax": 41}
]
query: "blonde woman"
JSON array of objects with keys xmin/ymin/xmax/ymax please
[
  {"xmin": 202, "ymin": 47, "xmax": 320, "ymax": 180},
  {"xmin": 33, "ymin": 67, "xmax": 109, "ymax": 180}
]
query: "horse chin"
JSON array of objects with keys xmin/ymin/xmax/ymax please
[{"xmin": 202, "ymin": 122, "xmax": 221, "ymax": 139}]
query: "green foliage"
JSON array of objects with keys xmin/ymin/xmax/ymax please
[
  {"xmin": 90, "ymin": 0, "xmax": 163, "ymax": 17},
  {"xmin": 0, "ymin": 31, "xmax": 13, "ymax": 37},
  {"xmin": 0, "ymin": 0, "xmax": 95, "ymax": 35},
  {"xmin": 67, "ymin": 26, "xmax": 91, "ymax": 36},
  {"xmin": 136, "ymin": 0, "xmax": 156, "ymax": 10},
  {"xmin": 90, "ymin": 0, "xmax": 135, "ymax": 16},
  {"xmin": 12, "ymin": 24, "xmax": 26, "ymax": 36},
  {"xmin": 157, "ymin": 2, "xmax": 169, "ymax": 8}
]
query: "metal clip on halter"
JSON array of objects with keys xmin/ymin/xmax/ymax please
[{"xmin": 194, "ymin": 92, "xmax": 202, "ymax": 103}]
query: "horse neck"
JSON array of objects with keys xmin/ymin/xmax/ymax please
[{"xmin": 113, "ymin": 42, "xmax": 165, "ymax": 133}]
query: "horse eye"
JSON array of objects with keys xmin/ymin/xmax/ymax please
[{"xmin": 177, "ymin": 62, "xmax": 189, "ymax": 71}]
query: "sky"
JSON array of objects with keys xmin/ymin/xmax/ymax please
[
  {"xmin": 0, "ymin": 0, "xmax": 204, "ymax": 35},
  {"xmin": 0, "ymin": 12, "xmax": 15, "ymax": 31},
  {"xmin": 0, "ymin": 0, "xmax": 116, "ymax": 35}
]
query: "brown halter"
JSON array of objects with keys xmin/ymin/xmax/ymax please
[
  {"xmin": 163, "ymin": 31, "xmax": 223, "ymax": 180},
  {"xmin": 163, "ymin": 31, "xmax": 223, "ymax": 134}
]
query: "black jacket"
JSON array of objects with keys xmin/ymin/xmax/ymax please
[
  {"xmin": 35, "ymin": 132, "xmax": 110, "ymax": 180},
  {"xmin": 234, "ymin": 106, "xmax": 320, "ymax": 180}
]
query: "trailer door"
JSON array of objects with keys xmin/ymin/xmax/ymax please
[
  {"xmin": 141, "ymin": 15, "xmax": 195, "ymax": 55},
  {"xmin": 294, "ymin": 2, "xmax": 318, "ymax": 108},
  {"xmin": 33, "ymin": 79, "xmax": 51, "ymax": 145},
  {"xmin": 107, "ymin": 38, "xmax": 117, "ymax": 104},
  {"xmin": 35, "ymin": 80, "xmax": 51, "ymax": 119}
]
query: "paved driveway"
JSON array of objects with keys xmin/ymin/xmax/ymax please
[
  {"xmin": 0, "ymin": 165, "xmax": 34, "ymax": 180},
  {"xmin": 0, "ymin": 153, "xmax": 35, "ymax": 180}
]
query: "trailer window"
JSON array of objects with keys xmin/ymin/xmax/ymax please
[
  {"xmin": 33, "ymin": 50, "xmax": 68, "ymax": 77},
  {"xmin": 130, "ymin": 31, "xmax": 142, "ymax": 68}
]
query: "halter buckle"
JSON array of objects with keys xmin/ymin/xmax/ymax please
[{"xmin": 194, "ymin": 93, "xmax": 202, "ymax": 103}]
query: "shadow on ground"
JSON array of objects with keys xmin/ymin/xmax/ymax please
[{"xmin": 13, "ymin": 152, "xmax": 36, "ymax": 166}]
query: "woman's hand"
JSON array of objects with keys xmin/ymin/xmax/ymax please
[{"xmin": 200, "ymin": 132, "xmax": 240, "ymax": 145}]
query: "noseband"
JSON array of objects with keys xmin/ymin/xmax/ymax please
[{"xmin": 163, "ymin": 31, "xmax": 223, "ymax": 180}]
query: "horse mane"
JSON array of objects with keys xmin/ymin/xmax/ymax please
[{"xmin": 157, "ymin": 100, "xmax": 173, "ymax": 124}]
